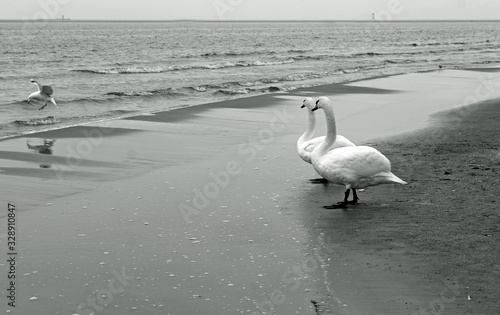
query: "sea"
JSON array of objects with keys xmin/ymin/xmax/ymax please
[{"xmin": 1, "ymin": 20, "xmax": 499, "ymax": 139}]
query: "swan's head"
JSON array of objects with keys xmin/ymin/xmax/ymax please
[
  {"xmin": 312, "ymin": 96, "xmax": 331, "ymax": 112},
  {"xmin": 301, "ymin": 97, "xmax": 315, "ymax": 110},
  {"xmin": 30, "ymin": 79, "xmax": 36, "ymax": 83}
]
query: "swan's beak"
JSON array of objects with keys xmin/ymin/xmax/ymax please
[
  {"xmin": 300, "ymin": 104, "xmax": 305, "ymax": 108},
  {"xmin": 312, "ymin": 105, "xmax": 319, "ymax": 111}
]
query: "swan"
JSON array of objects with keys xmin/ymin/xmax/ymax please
[
  {"xmin": 297, "ymin": 97, "xmax": 355, "ymax": 164},
  {"xmin": 311, "ymin": 96, "xmax": 407, "ymax": 209},
  {"xmin": 297, "ymin": 97, "xmax": 355, "ymax": 183},
  {"xmin": 27, "ymin": 79, "xmax": 58, "ymax": 110}
]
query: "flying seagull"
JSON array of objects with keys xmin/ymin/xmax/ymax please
[{"xmin": 28, "ymin": 79, "xmax": 58, "ymax": 110}]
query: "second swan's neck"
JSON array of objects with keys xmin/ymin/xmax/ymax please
[
  {"xmin": 299, "ymin": 110, "xmax": 316, "ymax": 143},
  {"xmin": 316, "ymin": 104, "xmax": 337, "ymax": 154}
]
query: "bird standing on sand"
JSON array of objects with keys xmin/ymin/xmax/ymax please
[
  {"xmin": 297, "ymin": 97, "xmax": 355, "ymax": 183},
  {"xmin": 311, "ymin": 96, "xmax": 407, "ymax": 209},
  {"xmin": 297, "ymin": 97, "xmax": 355, "ymax": 164},
  {"xmin": 28, "ymin": 79, "xmax": 58, "ymax": 110}
]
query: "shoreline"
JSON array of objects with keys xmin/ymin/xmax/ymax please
[
  {"xmin": 1, "ymin": 65, "xmax": 498, "ymax": 142},
  {"xmin": 1, "ymin": 68, "xmax": 499, "ymax": 314}
]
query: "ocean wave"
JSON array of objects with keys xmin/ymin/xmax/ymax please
[
  {"xmin": 105, "ymin": 73, "xmax": 325, "ymax": 98},
  {"xmin": 74, "ymin": 43, "xmax": 492, "ymax": 77},
  {"xmin": 104, "ymin": 65, "xmax": 385, "ymax": 100},
  {"xmin": 74, "ymin": 58, "xmax": 295, "ymax": 75},
  {"xmin": 106, "ymin": 88, "xmax": 186, "ymax": 97},
  {"xmin": 106, "ymin": 91, "xmax": 155, "ymax": 97},
  {"xmin": 349, "ymin": 45, "xmax": 495, "ymax": 59},
  {"xmin": 187, "ymin": 86, "xmax": 208, "ymax": 92},
  {"xmin": 471, "ymin": 60, "xmax": 500, "ymax": 64},
  {"xmin": 281, "ymin": 72, "xmax": 329, "ymax": 81},
  {"xmin": 294, "ymin": 52, "xmax": 400, "ymax": 60},
  {"xmin": 213, "ymin": 86, "xmax": 281, "ymax": 96},
  {"xmin": 199, "ymin": 48, "xmax": 311, "ymax": 58},
  {"xmin": 196, "ymin": 83, "xmax": 230, "ymax": 90},
  {"xmin": 292, "ymin": 54, "xmax": 338, "ymax": 61},
  {"xmin": 352, "ymin": 52, "xmax": 382, "ymax": 57},
  {"xmin": 197, "ymin": 50, "xmax": 277, "ymax": 58},
  {"xmin": 15, "ymin": 116, "xmax": 60, "ymax": 126},
  {"xmin": 77, "ymin": 67, "xmax": 163, "ymax": 74},
  {"xmin": 288, "ymin": 49, "xmax": 313, "ymax": 53},
  {"xmin": 409, "ymin": 40, "xmax": 481, "ymax": 47},
  {"xmin": 384, "ymin": 59, "xmax": 415, "ymax": 64},
  {"xmin": 213, "ymin": 89, "xmax": 250, "ymax": 96}
]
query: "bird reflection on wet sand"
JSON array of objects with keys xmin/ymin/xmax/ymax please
[{"xmin": 27, "ymin": 139, "xmax": 56, "ymax": 168}]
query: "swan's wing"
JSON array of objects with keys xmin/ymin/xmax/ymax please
[
  {"xmin": 303, "ymin": 136, "xmax": 325, "ymax": 152},
  {"xmin": 41, "ymin": 85, "xmax": 53, "ymax": 96},
  {"xmin": 27, "ymin": 91, "xmax": 39, "ymax": 101},
  {"xmin": 346, "ymin": 146, "xmax": 391, "ymax": 177},
  {"xmin": 332, "ymin": 135, "xmax": 355, "ymax": 148},
  {"xmin": 325, "ymin": 146, "xmax": 391, "ymax": 178}
]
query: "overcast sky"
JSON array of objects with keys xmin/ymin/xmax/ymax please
[{"xmin": 3, "ymin": 0, "xmax": 500, "ymax": 21}]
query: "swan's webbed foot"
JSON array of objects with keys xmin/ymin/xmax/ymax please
[
  {"xmin": 309, "ymin": 178, "xmax": 328, "ymax": 184},
  {"xmin": 323, "ymin": 189, "xmax": 357, "ymax": 209},
  {"xmin": 39, "ymin": 104, "xmax": 47, "ymax": 110},
  {"xmin": 324, "ymin": 202, "xmax": 348, "ymax": 209}
]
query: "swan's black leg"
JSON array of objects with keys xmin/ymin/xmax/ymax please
[
  {"xmin": 350, "ymin": 189, "xmax": 359, "ymax": 205},
  {"xmin": 324, "ymin": 189, "xmax": 350, "ymax": 209},
  {"xmin": 309, "ymin": 178, "xmax": 328, "ymax": 184},
  {"xmin": 39, "ymin": 103, "xmax": 47, "ymax": 110}
]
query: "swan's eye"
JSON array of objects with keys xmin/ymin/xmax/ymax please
[{"xmin": 315, "ymin": 100, "xmax": 319, "ymax": 105}]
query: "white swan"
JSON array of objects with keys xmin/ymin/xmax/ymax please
[
  {"xmin": 28, "ymin": 79, "xmax": 58, "ymax": 110},
  {"xmin": 297, "ymin": 97, "xmax": 355, "ymax": 164},
  {"xmin": 297, "ymin": 97, "xmax": 355, "ymax": 183},
  {"xmin": 311, "ymin": 96, "xmax": 407, "ymax": 209}
]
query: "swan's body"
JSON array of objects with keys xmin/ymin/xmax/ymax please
[
  {"xmin": 311, "ymin": 96, "xmax": 406, "ymax": 208},
  {"xmin": 297, "ymin": 97, "xmax": 355, "ymax": 164},
  {"xmin": 28, "ymin": 80, "xmax": 57, "ymax": 110}
]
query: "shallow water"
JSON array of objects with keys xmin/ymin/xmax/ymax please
[{"xmin": 1, "ymin": 21, "xmax": 499, "ymax": 138}]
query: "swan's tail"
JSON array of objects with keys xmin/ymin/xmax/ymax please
[
  {"xmin": 388, "ymin": 173, "xmax": 407, "ymax": 185},
  {"xmin": 377, "ymin": 172, "xmax": 407, "ymax": 185}
]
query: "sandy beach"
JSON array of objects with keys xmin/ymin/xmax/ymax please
[{"xmin": 1, "ymin": 68, "xmax": 499, "ymax": 315}]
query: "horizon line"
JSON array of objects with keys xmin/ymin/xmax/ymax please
[{"xmin": 1, "ymin": 18, "xmax": 500, "ymax": 23}]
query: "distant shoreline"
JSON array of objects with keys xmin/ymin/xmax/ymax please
[{"xmin": 1, "ymin": 19, "xmax": 500, "ymax": 23}]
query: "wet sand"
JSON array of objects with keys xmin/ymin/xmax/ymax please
[{"xmin": 0, "ymin": 69, "xmax": 499, "ymax": 314}]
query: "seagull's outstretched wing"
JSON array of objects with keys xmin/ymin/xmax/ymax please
[
  {"xmin": 30, "ymin": 79, "xmax": 41, "ymax": 91},
  {"xmin": 41, "ymin": 85, "xmax": 53, "ymax": 96}
]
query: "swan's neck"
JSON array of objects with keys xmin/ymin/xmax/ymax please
[
  {"xmin": 299, "ymin": 110, "xmax": 316, "ymax": 143},
  {"xmin": 317, "ymin": 105, "xmax": 337, "ymax": 154}
]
